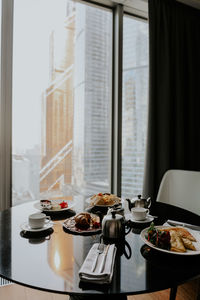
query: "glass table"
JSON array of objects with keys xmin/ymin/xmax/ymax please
[{"xmin": 0, "ymin": 198, "xmax": 200, "ymax": 300}]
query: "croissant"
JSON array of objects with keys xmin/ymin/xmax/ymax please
[{"xmin": 75, "ymin": 213, "xmax": 91, "ymax": 229}]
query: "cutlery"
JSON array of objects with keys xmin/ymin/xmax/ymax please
[
  {"xmin": 148, "ymin": 214, "xmax": 158, "ymax": 219},
  {"xmin": 99, "ymin": 244, "xmax": 110, "ymax": 273},
  {"xmin": 167, "ymin": 219, "xmax": 200, "ymax": 231},
  {"xmin": 91, "ymin": 243, "xmax": 104, "ymax": 272}
]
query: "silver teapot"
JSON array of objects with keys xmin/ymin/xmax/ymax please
[
  {"xmin": 126, "ymin": 194, "xmax": 151, "ymax": 212},
  {"xmin": 102, "ymin": 211, "xmax": 130, "ymax": 240}
]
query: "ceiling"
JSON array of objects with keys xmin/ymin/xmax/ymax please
[
  {"xmin": 83, "ymin": 0, "xmax": 200, "ymax": 18},
  {"xmin": 113, "ymin": 0, "xmax": 200, "ymax": 11},
  {"xmin": 82, "ymin": 0, "xmax": 148, "ymax": 17}
]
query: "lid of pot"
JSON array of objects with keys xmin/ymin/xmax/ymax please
[
  {"xmin": 111, "ymin": 210, "xmax": 123, "ymax": 220},
  {"xmin": 103, "ymin": 210, "xmax": 122, "ymax": 221}
]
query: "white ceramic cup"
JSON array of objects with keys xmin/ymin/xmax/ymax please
[
  {"xmin": 131, "ymin": 207, "xmax": 149, "ymax": 221},
  {"xmin": 28, "ymin": 213, "xmax": 51, "ymax": 229}
]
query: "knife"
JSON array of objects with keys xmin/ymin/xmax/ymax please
[{"xmin": 167, "ymin": 219, "xmax": 200, "ymax": 231}]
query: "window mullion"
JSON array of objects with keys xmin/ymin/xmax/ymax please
[
  {"xmin": 0, "ymin": 0, "xmax": 13, "ymax": 210},
  {"xmin": 111, "ymin": 4, "xmax": 123, "ymax": 197}
]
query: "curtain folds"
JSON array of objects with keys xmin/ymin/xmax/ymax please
[{"xmin": 143, "ymin": 0, "xmax": 200, "ymax": 202}]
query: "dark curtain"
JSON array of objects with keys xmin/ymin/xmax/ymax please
[{"xmin": 143, "ymin": 0, "xmax": 200, "ymax": 202}]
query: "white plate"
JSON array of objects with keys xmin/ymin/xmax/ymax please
[
  {"xmin": 140, "ymin": 225, "xmax": 200, "ymax": 255},
  {"xmin": 34, "ymin": 200, "xmax": 75, "ymax": 213},
  {"xmin": 126, "ymin": 213, "xmax": 154, "ymax": 223},
  {"xmin": 86, "ymin": 196, "xmax": 122, "ymax": 208},
  {"xmin": 20, "ymin": 221, "xmax": 54, "ymax": 232}
]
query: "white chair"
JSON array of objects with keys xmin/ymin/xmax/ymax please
[
  {"xmin": 156, "ymin": 169, "xmax": 200, "ymax": 216},
  {"xmin": 156, "ymin": 169, "xmax": 200, "ymax": 300}
]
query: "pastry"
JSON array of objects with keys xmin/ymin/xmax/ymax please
[
  {"xmin": 174, "ymin": 227, "xmax": 196, "ymax": 242},
  {"xmin": 162, "ymin": 227, "xmax": 196, "ymax": 242},
  {"xmin": 182, "ymin": 237, "xmax": 196, "ymax": 250},
  {"xmin": 169, "ymin": 230, "xmax": 186, "ymax": 252},
  {"xmin": 90, "ymin": 193, "xmax": 120, "ymax": 206},
  {"xmin": 75, "ymin": 212, "xmax": 91, "ymax": 229}
]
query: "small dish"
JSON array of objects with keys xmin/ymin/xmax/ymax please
[
  {"xmin": 20, "ymin": 221, "xmax": 54, "ymax": 232},
  {"xmin": 125, "ymin": 213, "xmax": 154, "ymax": 223},
  {"xmin": 34, "ymin": 200, "xmax": 75, "ymax": 213}
]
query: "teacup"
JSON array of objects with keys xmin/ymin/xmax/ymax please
[
  {"xmin": 28, "ymin": 213, "xmax": 51, "ymax": 229},
  {"xmin": 131, "ymin": 207, "xmax": 149, "ymax": 221}
]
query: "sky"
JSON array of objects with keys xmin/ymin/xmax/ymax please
[{"xmin": 12, "ymin": 0, "xmax": 67, "ymax": 153}]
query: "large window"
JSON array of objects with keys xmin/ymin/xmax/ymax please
[
  {"xmin": 12, "ymin": 0, "xmax": 112, "ymax": 205},
  {"xmin": 10, "ymin": 1, "xmax": 148, "ymax": 206}
]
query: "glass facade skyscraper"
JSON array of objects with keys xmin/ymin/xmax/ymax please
[{"xmin": 12, "ymin": 0, "xmax": 148, "ymax": 205}]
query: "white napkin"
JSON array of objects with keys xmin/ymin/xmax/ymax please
[{"xmin": 79, "ymin": 243, "xmax": 116, "ymax": 284}]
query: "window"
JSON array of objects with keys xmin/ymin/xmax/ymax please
[
  {"xmin": 0, "ymin": 1, "xmax": 148, "ymax": 208},
  {"xmin": 12, "ymin": 0, "xmax": 112, "ymax": 205},
  {"xmin": 122, "ymin": 16, "xmax": 149, "ymax": 199}
]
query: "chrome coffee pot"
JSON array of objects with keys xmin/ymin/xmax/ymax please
[
  {"xmin": 102, "ymin": 211, "xmax": 130, "ymax": 240},
  {"xmin": 126, "ymin": 194, "xmax": 151, "ymax": 212}
]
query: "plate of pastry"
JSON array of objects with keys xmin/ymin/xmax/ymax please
[
  {"xmin": 140, "ymin": 223, "xmax": 200, "ymax": 255},
  {"xmin": 86, "ymin": 192, "xmax": 121, "ymax": 207},
  {"xmin": 63, "ymin": 212, "xmax": 101, "ymax": 235},
  {"xmin": 34, "ymin": 199, "xmax": 75, "ymax": 213}
]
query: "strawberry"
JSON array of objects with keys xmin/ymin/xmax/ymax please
[{"xmin": 59, "ymin": 201, "xmax": 68, "ymax": 209}]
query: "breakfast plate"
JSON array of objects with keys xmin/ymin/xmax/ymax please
[
  {"xmin": 20, "ymin": 221, "xmax": 54, "ymax": 232},
  {"xmin": 86, "ymin": 193, "xmax": 122, "ymax": 208},
  {"xmin": 63, "ymin": 213, "xmax": 101, "ymax": 235},
  {"xmin": 34, "ymin": 199, "xmax": 75, "ymax": 213},
  {"xmin": 140, "ymin": 225, "xmax": 200, "ymax": 255},
  {"xmin": 126, "ymin": 213, "xmax": 154, "ymax": 223}
]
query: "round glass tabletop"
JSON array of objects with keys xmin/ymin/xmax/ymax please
[{"xmin": 0, "ymin": 199, "xmax": 200, "ymax": 298}]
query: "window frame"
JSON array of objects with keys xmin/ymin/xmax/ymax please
[
  {"xmin": 0, "ymin": 0, "xmax": 148, "ymax": 209},
  {"xmin": 0, "ymin": 0, "xmax": 13, "ymax": 210}
]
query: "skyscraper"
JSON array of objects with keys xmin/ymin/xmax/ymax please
[
  {"xmin": 40, "ymin": 3, "xmax": 75, "ymax": 193},
  {"xmin": 12, "ymin": 1, "xmax": 148, "ymax": 203}
]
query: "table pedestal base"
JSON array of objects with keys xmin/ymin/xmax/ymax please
[
  {"xmin": 69, "ymin": 295, "xmax": 127, "ymax": 300},
  {"xmin": 169, "ymin": 286, "xmax": 177, "ymax": 300}
]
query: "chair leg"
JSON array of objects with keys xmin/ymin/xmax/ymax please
[
  {"xmin": 196, "ymin": 278, "xmax": 200, "ymax": 300},
  {"xmin": 170, "ymin": 286, "xmax": 177, "ymax": 300}
]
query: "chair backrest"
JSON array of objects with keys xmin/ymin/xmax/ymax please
[{"xmin": 156, "ymin": 169, "xmax": 200, "ymax": 215}]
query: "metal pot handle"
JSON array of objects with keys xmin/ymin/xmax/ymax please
[
  {"xmin": 125, "ymin": 220, "xmax": 131, "ymax": 235},
  {"xmin": 123, "ymin": 240, "xmax": 132, "ymax": 259}
]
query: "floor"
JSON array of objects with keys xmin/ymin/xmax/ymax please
[{"xmin": 0, "ymin": 280, "xmax": 199, "ymax": 300}]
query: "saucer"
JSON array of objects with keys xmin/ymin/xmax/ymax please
[
  {"xmin": 20, "ymin": 221, "xmax": 54, "ymax": 232},
  {"xmin": 125, "ymin": 213, "xmax": 154, "ymax": 223}
]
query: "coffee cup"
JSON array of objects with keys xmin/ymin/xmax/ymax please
[
  {"xmin": 28, "ymin": 213, "xmax": 51, "ymax": 229},
  {"xmin": 131, "ymin": 207, "xmax": 149, "ymax": 221}
]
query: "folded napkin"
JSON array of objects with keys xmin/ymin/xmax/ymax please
[{"xmin": 79, "ymin": 243, "xmax": 116, "ymax": 284}]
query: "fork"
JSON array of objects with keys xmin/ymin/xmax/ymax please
[
  {"xmin": 99, "ymin": 244, "xmax": 110, "ymax": 273},
  {"xmin": 91, "ymin": 243, "xmax": 104, "ymax": 272}
]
